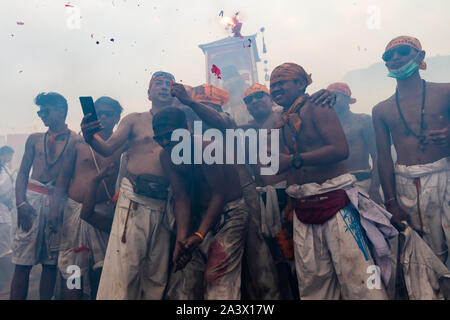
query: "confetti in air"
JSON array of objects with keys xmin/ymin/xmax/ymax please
[
  {"xmin": 211, "ymin": 64, "xmax": 222, "ymax": 80},
  {"xmin": 110, "ymin": 38, "xmax": 115, "ymax": 42},
  {"xmin": 65, "ymin": 4, "xmax": 74, "ymax": 7},
  {"xmin": 16, "ymin": 22, "xmax": 24, "ymax": 25}
]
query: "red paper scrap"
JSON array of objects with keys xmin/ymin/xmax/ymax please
[
  {"xmin": 211, "ymin": 64, "xmax": 222, "ymax": 80},
  {"xmin": 73, "ymin": 245, "xmax": 90, "ymax": 253}
]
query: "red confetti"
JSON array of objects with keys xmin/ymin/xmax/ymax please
[
  {"xmin": 16, "ymin": 22, "xmax": 24, "ymax": 25},
  {"xmin": 211, "ymin": 64, "xmax": 222, "ymax": 80},
  {"xmin": 65, "ymin": 4, "xmax": 74, "ymax": 7},
  {"xmin": 73, "ymin": 245, "xmax": 90, "ymax": 253}
]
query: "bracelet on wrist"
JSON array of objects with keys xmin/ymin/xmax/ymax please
[{"xmin": 193, "ymin": 232, "xmax": 204, "ymax": 242}]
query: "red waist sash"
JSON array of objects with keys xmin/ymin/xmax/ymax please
[
  {"xmin": 27, "ymin": 182, "xmax": 51, "ymax": 195},
  {"xmin": 293, "ymin": 189, "xmax": 349, "ymax": 225}
]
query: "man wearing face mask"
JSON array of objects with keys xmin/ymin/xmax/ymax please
[
  {"xmin": 327, "ymin": 83, "xmax": 382, "ymax": 204},
  {"xmin": 372, "ymin": 36, "xmax": 450, "ymax": 263}
]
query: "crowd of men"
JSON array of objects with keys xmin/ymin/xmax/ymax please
[{"xmin": 0, "ymin": 35, "xmax": 449, "ymax": 300}]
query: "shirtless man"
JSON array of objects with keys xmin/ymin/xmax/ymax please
[
  {"xmin": 169, "ymin": 83, "xmax": 281, "ymax": 299},
  {"xmin": 52, "ymin": 96, "xmax": 123, "ymax": 299},
  {"xmin": 271, "ymin": 63, "xmax": 396, "ymax": 299},
  {"xmin": 170, "ymin": 82, "xmax": 336, "ymax": 299},
  {"xmin": 10, "ymin": 92, "xmax": 79, "ymax": 300},
  {"xmin": 372, "ymin": 36, "xmax": 450, "ymax": 263},
  {"xmin": 81, "ymin": 71, "xmax": 175, "ymax": 299},
  {"xmin": 152, "ymin": 107, "xmax": 248, "ymax": 299},
  {"xmin": 327, "ymin": 82, "xmax": 382, "ymax": 203}
]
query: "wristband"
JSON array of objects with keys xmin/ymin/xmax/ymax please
[
  {"xmin": 17, "ymin": 201, "xmax": 27, "ymax": 209},
  {"xmin": 93, "ymin": 133, "xmax": 104, "ymax": 142},
  {"xmin": 193, "ymin": 232, "xmax": 204, "ymax": 242},
  {"xmin": 292, "ymin": 153, "xmax": 304, "ymax": 169}
]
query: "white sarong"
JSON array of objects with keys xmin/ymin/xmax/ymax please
[
  {"xmin": 165, "ymin": 198, "xmax": 249, "ymax": 300},
  {"xmin": 96, "ymin": 177, "xmax": 171, "ymax": 300},
  {"xmin": 58, "ymin": 198, "xmax": 114, "ymax": 296},
  {"xmin": 395, "ymin": 157, "xmax": 450, "ymax": 262},
  {"xmin": 287, "ymin": 173, "xmax": 396, "ymax": 299},
  {"xmin": 12, "ymin": 179, "xmax": 58, "ymax": 266},
  {"xmin": 400, "ymin": 226, "xmax": 450, "ymax": 300}
]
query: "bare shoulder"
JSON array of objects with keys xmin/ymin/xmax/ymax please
[
  {"xmin": 121, "ymin": 112, "xmax": 141, "ymax": 122},
  {"xmin": 426, "ymin": 81, "xmax": 450, "ymax": 96},
  {"xmin": 69, "ymin": 132, "xmax": 83, "ymax": 143},
  {"xmin": 372, "ymin": 94, "xmax": 395, "ymax": 117},
  {"xmin": 26, "ymin": 132, "xmax": 44, "ymax": 146}
]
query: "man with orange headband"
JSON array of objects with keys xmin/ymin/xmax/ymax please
[
  {"xmin": 373, "ymin": 36, "xmax": 450, "ymax": 263},
  {"xmin": 81, "ymin": 71, "xmax": 175, "ymax": 299},
  {"xmin": 327, "ymin": 82, "xmax": 382, "ymax": 204},
  {"xmin": 272, "ymin": 62, "xmax": 396, "ymax": 299}
]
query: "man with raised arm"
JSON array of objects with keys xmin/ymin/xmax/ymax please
[
  {"xmin": 81, "ymin": 72, "xmax": 175, "ymax": 299},
  {"xmin": 53, "ymin": 97, "xmax": 123, "ymax": 299},
  {"xmin": 153, "ymin": 107, "xmax": 248, "ymax": 299}
]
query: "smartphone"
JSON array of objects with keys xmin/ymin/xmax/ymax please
[{"xmin": 79, "ymin": 96, "xmax": 98, "ymax": 123}]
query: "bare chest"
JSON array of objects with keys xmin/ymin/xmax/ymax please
[
  {"xmin": 130, "ymin": 115, "xmax": 160, "ymax": 150},
  {"xmin": 387, "ymin": 90, "xmax": 448, "ymax": 136}
]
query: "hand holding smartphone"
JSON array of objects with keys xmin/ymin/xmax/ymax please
[
  {"xmin": 80, "ymin": 96, "xmax": 98, "ymax": 123},
  {"xmin": 80, "ymin": 96, "xmax": 102, "ymax": 141}
]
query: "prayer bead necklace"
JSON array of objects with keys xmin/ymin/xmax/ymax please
[
  {"xmin": 44, "ymin": 131, "xmax": 71, "ymax": 169},
  {"xmin": 395, "ymin": 79, "xmax": 427, "ymax": 152}
]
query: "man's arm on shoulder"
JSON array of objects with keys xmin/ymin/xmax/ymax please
[{"xmin": 88, "ymin": 113, "xmax": 135, "ymax": 157}]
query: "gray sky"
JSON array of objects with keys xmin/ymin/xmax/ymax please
[{"xmin": 1, "ymin": 0, "xmax": 450, "ymax": 134}]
